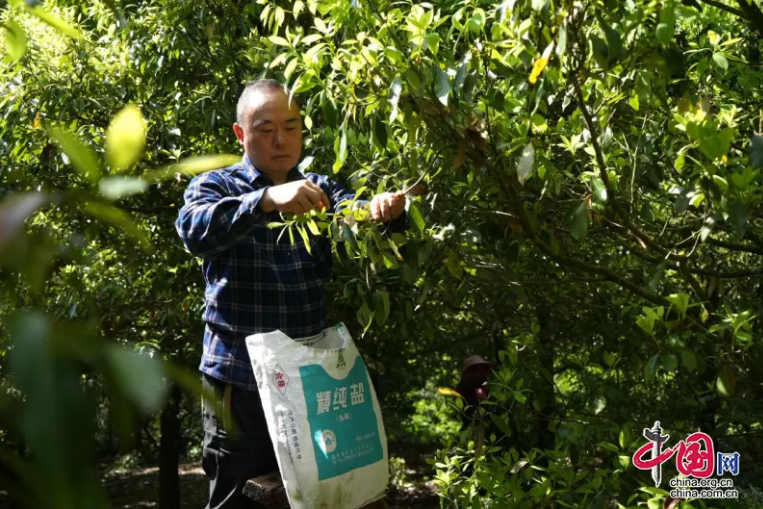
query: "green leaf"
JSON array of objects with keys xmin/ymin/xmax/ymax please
[
  {"xmin": 418, "ymin": 241, "xmax": 433, "ymax": 266},
  {"xmin": 380, "ymin": 290, "xmax": 390, "ymax": 321},
  {"xmin": 531, "ymin": 0, "xmax": 547, "ymax": 12},
  {"xmin": 666, "ymin": 293, "xmax": 690, "ymax": 318},
  {"xmin": 618, "ymin": 456, "xmax": 630, "ymax": 469},
  {"xmin": 645, "ymin": 354, "xmax": 659, "ymax": 381},
  {"xmin": 3, "ymin": 20, "xmax": 27, "ymax": 63},
  {"xmin": 268, "ymin": 35, "xmax": 290, "ymax": 46},
  {"xmin": 454, "ymin": 53, "xmax": 470, "ymax": 93},
  {"xmin": 698, "ymin": 128, "xmax": 733, "ymax": 160},
  {"xmin": 591, "ymin": 36, "xmax": 609, "ymax": 68},
  {"xmin": 637, "ymin": 314, "xmax": 655, "ymax": 335},
  {"xmin": 81, "ymin": 201, "xmax": 153, "ymax": 252},
  {"xmin": 588, "ymin": 490, "xmax": 605, "ymax": 509},
  {"xmin": 298, "ymin": 155, "xmax": 315, "ymax": 172},
  {"xmin": 106, "ymin": 104, "xmax": 146, "ymax": 172},
  {"xmin": 629, "ymin": 94, "xmax": 639, "ymax": 111},
  {"xmin": 284, "ymin": 57, "xmax": 299, "ymax": 80},
  {"xmin": 356, "ymin": 302, "xmax": 374, "ymax": 330},
  {"xmin": 596, "ymin": 12, "xmax": 622, "ymax": 59},
  {"xmin": 98, "ymin": 176, "xmax": 149, "ymax": 200},
  {"xmin": 424, "ymin": 32, "xmax": 441, "ymax": 55},
  {"xmin": 314, "ymin": 17, "xmax": 328, "ymax": 33},
  {"xmin": 566, "ymin": 201, "xmax": 588, "ymax": 240},
  {"xmin": 661, "ymin": 354, "xmax": 678, "ymax": 372},
  {"xmin": 300, "ymin": 34, "xmax": 321, "ymax": 46},
  {"xmin": 750, "ymin": 133, "xmax": 763, "ymax": 168},
  {"xmin": 322, "ymin": 97, "xmax": 338, "ymax": 130},
  {"xmin": 556, "ymin": 23, "xmax": 567, "ymax": 57},
  {"xmin": 516, "ymin": 143, "xmax": 535, "ymax": 185},
  {"xmin": 409, "ymin": 201, "xmax": 426, "ymax": 233},
  {"xmin": 592, "ymin": 177, "xmax": 607, "ymax": 203},
  {"xmin": 388, "ymin": 76, "xmax": 403, "ymax": 123},
  {"xmin": 307, "ymin": 218, "xmax": 321, "ymax": 236},
  {"xmin": 143, "ymin": 155, "xmax": 241, "ymax": 182},
  {"xmin": 26, "ymin": 6, "xmax": 81, "ymax": 38},
  {"xmin": 716, "ymin": 365, "xmax": 735, "ymax": 396},
  {"xmin": 674, "ymin": 153, "xmax": 685, "ymax": 173},
  {"xmin": 339, "ymin": 128, "xmax": 347, "ymax": 161},
  {"xmin": 463, "ymin": 73, "xmax": 478, "ymax": 103},
  {"xmin": 48, "ymin": 127, "xmax": 102, "ymax": 184},
  {"xmin": 713, "ymin": 53, "xmax": 729, "ymax": 71},
  {"xmin": 406, "ymin": 68, "xmax": 422, "ymax": 90},
  {"xmin": 0, "ymin": 192, "xmax": 52, "ymax": 249},
  {"xmin": 372, "ymin": 117, "xmax": 388, "ymax": 150},
  {"xmin": 489, "ymin": 414, "xmax": 512, "ymax": 436},
  {"xmin": 681, "ymin": 350, "xmax": 697, "ymax": 371},
  {"xmin": 701, "ymin": 216, "xmax": 716, "ymax": 241},
  {"xmin": 334, "ymin": 128, "xmax": 347, "ymax": 173},
  {"xmin": 435, "ymin": 70, "xmax": 451, "ymax": 106},
  {"xmin": 105, "ymin": 345, "xmax": 166, "ymax": 414},
  {"xmin": 649, "ymin": 262, "xmax": 666, "ymax": 292},
  {"xmin": 656, "ymin": 23, "xmax": 672, "ymax": 44},
  {"xmin": 728, "ymin": 201, "xmax": 748, "ymax": 239},
  {"xmin": 446, "ymin": 250, "xmax": 462, "ymax": 278},
  {"xmin": 342, "ymin": 222, "xmax": 358, "ymax": 250},
  {"xmin": 712, "ymin": 175, "xmax": 729, "ymax": 192},
  {"xmin": 465, "ymin": 11, "xmax": 484, "ymax": 33},
  {"xmin": 297, "ymin": 224, "xmax": 312, "ymax": 254}
]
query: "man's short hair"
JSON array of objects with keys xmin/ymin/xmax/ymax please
[{"xmin": 236, "ymin": 79, "xmax": 286, "ymax": 124}]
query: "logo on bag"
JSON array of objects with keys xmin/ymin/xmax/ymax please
[
  {"xmin": 320, "ymin": 429, "xmax": 337, "ymax": 453},
  {"xmin": 272, "ymin": 364, "xmax": 290, "ymax": 396}
]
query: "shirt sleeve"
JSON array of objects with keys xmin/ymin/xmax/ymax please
[{"xmin": 175, "ymin": 171, "xmax": 267, "ymax": 258}]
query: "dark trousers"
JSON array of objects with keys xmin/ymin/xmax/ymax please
[{"xmin": 202, "ymin": 374, "xmax": 278, "ymax": 509}]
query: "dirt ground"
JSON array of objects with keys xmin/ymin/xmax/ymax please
[{"xmin": 104, "ymin": 460, "xmax": 439, "ymax": 509}]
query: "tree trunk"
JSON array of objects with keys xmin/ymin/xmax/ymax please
[
  {"xmin": 159, "ymin": 384, "xmax": 182, "ymax": 509},
  {"xmin": 536, "ymin": 305, "xmax": 557, "ymax": 460}
]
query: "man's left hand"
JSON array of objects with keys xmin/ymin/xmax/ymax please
[{"xmin": 370, "ymin": 191, "xmax": 406, "ymax": 222}]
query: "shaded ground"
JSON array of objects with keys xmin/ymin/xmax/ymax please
[
  {"xmin": 104, "ymin": 455, "xmax": 439, "ymax": 509},
  {"xmin": 0, "ymin": 447, "xmax": 439, "ymax": 508}
]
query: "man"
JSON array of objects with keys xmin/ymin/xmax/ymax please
[{"xmin": 175, "ymin": 79, "xmax": 405, "ymax": 509}]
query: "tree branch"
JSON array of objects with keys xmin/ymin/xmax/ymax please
[
  {"xmin": 626, "ymin": 243, "xmax": 763, "ymax": 278},
  {"xmin": 571, "ymin": 77, "xmax": 687, "ymax": 262},
  {"xmin": 734, "ymin": 0, "xmax": 763, "ymax": 37},
  {"xmin": 698, "ymin": 0, "xmax": 747, "ymax": 18},
  {"xmin": 710, "ymin": 238, "xmax": 763, "ymax": 256}
]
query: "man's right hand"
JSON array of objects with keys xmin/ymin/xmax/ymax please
[{"xmin": 259, "ymin": 180, "xmax": 330, "ymax": 215}]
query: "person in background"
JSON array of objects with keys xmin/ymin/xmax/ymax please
[{"xmin": 455, "ymin": 355, "xmax": 494, "ymax": 430}]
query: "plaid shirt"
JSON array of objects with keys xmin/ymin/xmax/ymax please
[{"xmin": 176, "ymin": 156, "xmax": 398, "ymax": 390}]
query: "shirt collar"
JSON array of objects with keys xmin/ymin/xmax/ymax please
[{"xmin": 243, "ymin": 155, "xmax": 305, "ymax": 185}]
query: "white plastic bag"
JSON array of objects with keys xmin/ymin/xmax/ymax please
[{"xmin": 245, "ymin": 323, "xmax": 389, "ymax": 509}]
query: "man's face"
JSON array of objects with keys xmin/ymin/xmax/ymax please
[{"xmin": 233, "ymin": 88, "xmax": 302, "ymax": 182}]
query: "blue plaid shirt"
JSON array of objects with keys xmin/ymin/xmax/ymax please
[{"xmin": 176, "ymin": 156, "xmax": 372, "ymax": 390}]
